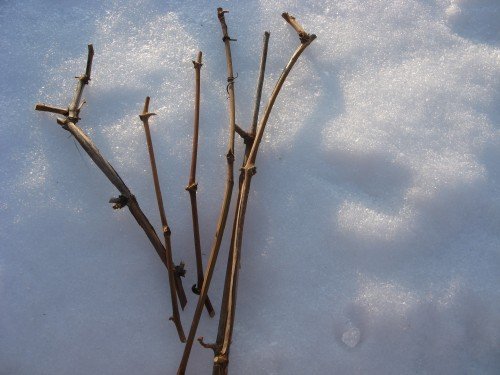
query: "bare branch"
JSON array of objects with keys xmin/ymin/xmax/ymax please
[
  {"xmin": 213, "ymin": 15, "xmax": 316, "ymax": 374},
  {"xmin": 282, "ymin": 13, "xmax": 315, "ymax": 43},
  {"xmin": 34, "ymin": 104, "xmax": 69, "ymax": 116},
  {"xmin": 250, "ymin": 31, "xmax": 270, "ymax": 138},
  {"xmin": 213, "ymin": 31, "xmax": 270, "ymax": 366},
  {"xmin": 140, "ymin": 96, "xmax": 186, "ymax": 342},
  {"xmin": 177, "ymin": 8, "xmax": 238, "ymax": 374},
  {"xmin": 35, "ymin": 45, "xmax": 186, "ymax": 343},
  {"xmin": 187, "ymin": 51, "xmax": 215, "ymax": 317}
]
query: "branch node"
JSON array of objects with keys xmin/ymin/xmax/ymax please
[
  {"xmin": 226, "ymin": 150, "xmax": 235, "ymax": 163},
  {"xmin": 109, "ymin": 195, "xmax": 128, "ymax": 209},
  {"xmin": 198, "ymin": 337, "xmax": 219, "ymax": 353},
  {"xmin": 162, "ymin": 225, "xmax": 171, "ymax": 236},
  {"xmin": 234, "ymin": 124, "xmax": 254, "ymax": 144},
  {"xmin": 241, "ymin": 165, "xmax": 257, "ymax": 176},
  {"xmin": 191, "ymin": 284, "xmax": 200, "ymax": 295},
  {"xmin": 56, "ymin": 117, "xmax": 68, "ymax": 127},
  {"xmin": 185, "ymin": 182, "xmax": 198, "ymax": 192},
  {"xmin": 226, "ymin": 73, "xmax": 238, "ymax": 94},
  {"xmin": 214, "ymin": 354, "xmax": 228, "ymax": 364},
  {"xmin": 139, "ymin": 112, "xmax": 156, "ymax": 122},
  {"xmin": 175, "ymin": 262, "xmax": 186, "ymax": 278},
  {"xmin": 222, "ymin": 35, "xmax": 237, "ymax": 42}
]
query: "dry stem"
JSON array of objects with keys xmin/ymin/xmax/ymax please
[
  {"xmin": 34, "ymin": 45, "xmax": 187, "ymax": 342},
  {"xmin": 177, "ymin": 8, "xmax": 237, "ymax": 374},
  {"xmin": 140, "ymin": 96, "xmax": 186, "ymax": 342},
  {"xmin": 187, "ymin": 51, "xmax": 215, "ymax": 317},
  {"xmin": 212, "ymin": 15, "xmax": 316, "ymax": 374},
  {"xmin": 213, "ymin": 30, "xmax": 270, "ymax": 363}
]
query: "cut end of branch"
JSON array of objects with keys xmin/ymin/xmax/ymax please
[
  {"xmin": 282, "ymin": 12, "xmax": 315, "ymax": 44},
  {"xmin": 84, "ymin": 44, "xmax": 94, "ymax": 82},
  {"xmin": 217, "ymin": 7, "xmax": 228, "ymax": 17},
  {"xmin": 143, "ymin": 96, "xmax": 150, "ymax": 113},
  {"xmin": 217, "ymin": 7, "xmax": 236, "ymax": 42},
  {"xmin": 192, "ymin": 51, "xmax": 203, "ymax": 69}
]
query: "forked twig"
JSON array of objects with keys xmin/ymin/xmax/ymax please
[
  {"xmin": 187, "ymin": 51, "xmax": 215, "ymax": 317},
  {"xmin": 214, "ymin": 30, "xmax": 270, "ymax": 360},
  {"xmin": 34, "ymin": 45, "xmax": 186, "ymax": 342},
  {"xmin": 212, "ymin": 14, "xmax": 316, "ymax": 374},
  {"xmin": 139, "ymin": 96, "xmax": 186, "ymax": 342},
  {"xmin": 177, "ymin": 8, "xmax": 237, "ymax": 374}
]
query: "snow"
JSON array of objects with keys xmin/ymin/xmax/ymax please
[{"xmin": 1, "ymin": 0, "xmax": 499, "ymax": 374}]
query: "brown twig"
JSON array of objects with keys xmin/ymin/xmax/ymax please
[
  {"xmin": 187, "ymin": 51, "xmax": 215, "ymax": 317},
  {"xmin": 213, "ymin": 30, "xmax": 270, "ymax": 366},
  {"xmin": 234, "ymin": 124, "xmax": 253, "ymax": 143},
  {"xmin": 34, "ymin": 45, "xmax": 187, "ymax": 342},
  {"xmin": 250, "ymin": 32, "xmax": 270, "ymax": 140},
  {"xmin": 281, "ymin": 12, "xmax": 313, "ymax": 43},
  {"xmin": 140, "ymin": 96, "xmax": 186, "ymax": 342},
  {"xmin": 177, "ymin": 8, "xmax": 237, "ymax": 374},
  {"xmin": 212, "ymin": 16, "xmax": 316, "ymax": 374},
  {"xmin": 34, "ymin": 104, "xmax": 69, "ymax": 116}
]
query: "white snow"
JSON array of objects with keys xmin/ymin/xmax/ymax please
[{"xmin": 1, "ymin": 0, "xmax": 499, "ymax": 374}]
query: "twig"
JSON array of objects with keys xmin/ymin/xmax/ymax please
[
  {"xmin": 34, "ymin": 104, "xmax": 69, "ymax": 116},
  {"xmin": 234, "ymin": 124, "xmax": 253, "ymax": 144},
  {"xmin": 177, "ymin": 8, "xmax": 237, "ymax": 374},
  {"xmin": 250, "ymin": 32, "xmax": 270, "ymax": 140},
  {"xmin": 187, "ymin": 51, "xmax": 215, "ymax": 317},
  {"xmin": 212, "ymin": 15, "xmax": 316, "ymax": 374},
  {"xmin": 140, "ymin": 96, "xmax": 186, "ymax": 342},
  {"xmin": 213, "ymin": 30, "xmax": 270, "ymax": 363},
  {"xmin": 34, "ymin": 45, "xmax": 186, "ymax": 343}
]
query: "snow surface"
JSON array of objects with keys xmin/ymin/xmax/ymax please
[{"xmin": 1, "ymin": 0, "xmax": 499, "ymax": 374}]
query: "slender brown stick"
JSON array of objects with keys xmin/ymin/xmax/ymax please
[
  {"xmin": 177, "ymin": 8, "xmax": 237, "ymax": 374},
  {"xmin": 213, "ymin": 30, "xmax": 270, "ymax": 361},
  {"xmin": 34, "ymin": 104, "xmax": 69, "ymax": 116},
  {"xmin": 187, "ymin": 51, "xmax": 215, "ymax": 317},
  {"xmin": 34, "ymin": 45, "xmax": 186, "ymax": 342},
  {"xmin": 212, "ymin": 16, "xmax": 316, "ymax": 374},
  {"xmin": 140, "ymin": 96, "xmax": 186, "ymax": 342},
  {"xmin": 250, "ymin": 32, "xmax": 270, "ymax": 140}
]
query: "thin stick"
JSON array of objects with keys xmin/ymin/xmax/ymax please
[
  {"xmin": 187, "ymin": 51, "xmax": 215, "ymax": 317},
  {"xmin": 34, "ymin": 104, "xmax": 69, "ymax": 116},
  {"xmin": 140, "ymin": 96, "xmax": 186, "ymax": 342},
  {"xmin": 213, "ymin": 30, "xmax": 270, "ymax": 360},
  {"xmin": 250, "ymin": 32, "xmax": 270, "ymax": 139},
  {"xmin": 34, "ymin": 45, "xmax": 186, "ymax": 342},
  {"xmin": 213, "ymin": 16, "xmax": 316, "ymax": 374},
  {"xmin": 177, "ymin": 8, "xmax": 237, "ymax": 374}
]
